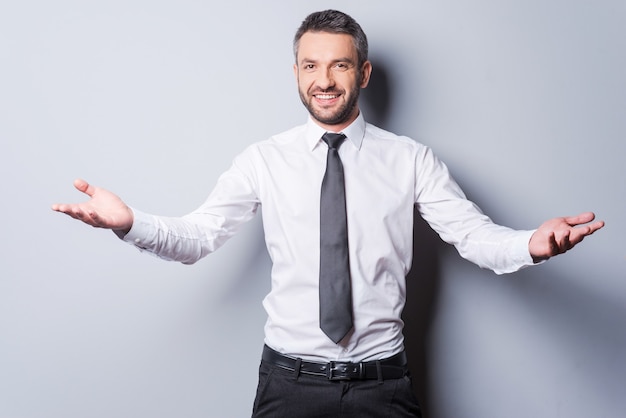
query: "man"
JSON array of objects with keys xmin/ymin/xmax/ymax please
[{"xmin": 52, "ymin": 9, "xmax": 604, "ymax": 418}]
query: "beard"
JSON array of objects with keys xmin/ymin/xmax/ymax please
[{"xmin": 298, "ymin": 82, "xmax": 361, "ymax": 127}]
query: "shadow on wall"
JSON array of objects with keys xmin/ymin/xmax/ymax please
[
  {"xmin": 360, "ymin": 58, "xmax": 392, "ymax": 129},
  {"xmin": 403, "ymin": 212, "xmax": 444, "ymax": 416},
  {"xmin": 361, "ymin": 58, "xmax": 445, "ymax": 417}
]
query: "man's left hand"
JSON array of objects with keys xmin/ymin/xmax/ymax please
[{"xmin": 529, "ymin": 212, "xmax": 605, "ymax": 263}]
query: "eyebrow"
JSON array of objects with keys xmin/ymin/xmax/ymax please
[{"xmin": 299, "ymin": 57, "xmax": 356, "ymax": 66}]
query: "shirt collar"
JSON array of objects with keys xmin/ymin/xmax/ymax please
[{"xmin": 305, "ymin": 112, "xmax": 366, "ymax": 151}]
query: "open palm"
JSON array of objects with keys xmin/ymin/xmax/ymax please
[{"xmin": 51, "ymin": 179, "xmax": 134, "ymax": 233}]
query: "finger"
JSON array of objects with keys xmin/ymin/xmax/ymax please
[
  {"xmin": 563, "ymin": 212, "xmax": 596, "ymax": 226},
  {"xmin": 73, "ymin": 178, "xmax": 97, "ymax": 198},
  {"xmin": 51, "ymin": 203, "xmax": 73, "ymax": 214},
  {"xmin": 72, "ymin": 207, "xmax": 103, "ymax": 227},
  {"xmin": 550, "ymin": 230, "xmax": 569, "ymax": 254},
  {"xmin": 547, "ymin": 231, "xmax": 559, "ymax": 257},
  {"xmin": 569, "ymin": 221, "xmax": 603, "ymax": 244},
  {"xmin": 53, "ymin": 204, "xmax": 94, "ymax": 225},
  {"xmin": 561, "ymin": 231, "xmax": 571, "ymax": 252},
  {"xmin": 570, "ymin": 219, "xmax": 604, "ymax": 238},
  {"xmin": 54, "ymin": 205, "xmax": 84, "ymax": 221},
  {"xmin": 588, "ymin": 220, "xmax": 605, "ymax": 234},
  {"xmin": 85, "ymin": 209, "xmax": 105, "ymax": 227}
]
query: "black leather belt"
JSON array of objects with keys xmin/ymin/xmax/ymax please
[{"xmin": 262, "ymin": 345, "xmax": 408, "ymax": 381}]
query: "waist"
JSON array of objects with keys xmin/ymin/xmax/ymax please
[
  {"xmin": 262, "ymin": 310, "xmax": 405, "ymax": 361},
  {"xmin": 261, "ymin": 345, "xmax": 409, "ymax": 381}
]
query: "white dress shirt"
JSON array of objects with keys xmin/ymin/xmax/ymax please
[{"xmin": 123, "ymin": 113, "xmax": 535, "ymax": 362}]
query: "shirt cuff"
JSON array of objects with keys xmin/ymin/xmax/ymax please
[
  {"xmin": 510, "ymin": 229, "xmax": 537, "ymax": 268},
  {"xmin": 113, "ymin": 207, "xmax": 156, "ymax": 250}
]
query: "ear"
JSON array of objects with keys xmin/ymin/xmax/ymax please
[
  {"xmin": 293, "ymin": 63, "xmax": 298, "ymax": 81},
  {"xmin": 360, "ymin": 61, "xmax": 372, "ymax": 88}
]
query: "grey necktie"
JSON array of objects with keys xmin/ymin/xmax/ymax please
[{"xmin": 319, "ymin": 132, "xmax": 353, "ymax": 344}]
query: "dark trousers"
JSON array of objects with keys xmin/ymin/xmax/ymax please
[{"xmin": 251, "ymin": 360, "xmax": 422, "ymax": 418}]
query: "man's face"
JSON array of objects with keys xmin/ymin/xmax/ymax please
[{"xmin": 294, "ymin": 31, "xmax": 371, "ymax": 131}]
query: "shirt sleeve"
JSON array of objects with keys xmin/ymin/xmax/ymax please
[
  {"xmin": 414, "ymin": 145, "xmax": 535, "ymax": 275},
  {"xmin": 119, "ymin": 148, "xmax": 261, "ymax": 264}
]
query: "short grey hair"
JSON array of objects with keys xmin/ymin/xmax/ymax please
[{"xmin": 293, "ymin": 10, "xmax": 369, "ymax": 68}]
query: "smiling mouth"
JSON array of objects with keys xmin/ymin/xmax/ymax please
[{"xmin": 314, "ymin": 93, "xmax": 340, "ymax": 100}]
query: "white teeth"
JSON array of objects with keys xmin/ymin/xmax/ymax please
[{"xmin": 316, "ymin": 94, "xmax": 338, "ymax": 99}]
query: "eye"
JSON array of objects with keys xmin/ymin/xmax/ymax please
[
  {"xmin": 303, "ymin": 64, "xmax": 315, "ymax": 71},
  {"xmin": 334, "ymin": 62, "xmax": 349, "ymax": 70}
]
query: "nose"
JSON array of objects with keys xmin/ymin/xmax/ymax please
[{"xmin": 317, "ymin": 68, "xmax": 335, "ymax": 90}]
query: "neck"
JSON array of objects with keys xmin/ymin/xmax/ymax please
[{"xmin": 313, "ymin": 109, "xmax": 360, "ymax": 133}]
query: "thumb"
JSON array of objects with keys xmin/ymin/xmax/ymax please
[{"xmin": 73, "ymin": 178, "xmax": 96, "ymax": 197}]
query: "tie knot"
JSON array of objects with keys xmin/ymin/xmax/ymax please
[{"xmin": 322, "ymin": 133, "xmax": 346, "ymax": 150}]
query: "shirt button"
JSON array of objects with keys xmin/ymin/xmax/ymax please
[{"xmin": 134, "ymin": 238, "xmax": 141, "ymax": 244}]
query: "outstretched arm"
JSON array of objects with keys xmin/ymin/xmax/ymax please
[
  {"xmin": 51, "ymin": 179, "xmax": 134, "ymax": 234},
  {"xmin": 528, "ymin": 212, "xmax": 604, "ymax": 263}
]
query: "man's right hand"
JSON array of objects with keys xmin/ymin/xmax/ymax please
[{"xmin": 52, "ymin": 179, "xmax": 134, "ymax": 234}]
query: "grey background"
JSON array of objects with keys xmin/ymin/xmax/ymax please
[{"xmin": 1, "ymin": 1, "xmax": 624, "ymax": 417}]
